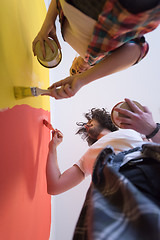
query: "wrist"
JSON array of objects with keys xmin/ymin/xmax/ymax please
[
  {"xmin": 146, "ymin": 123, "xmax": 160, "ymax": 139},
  {"xmin": 79, "ymin": 70, "xmax": 94, "ymax": 86},
  {"xmin": 41, "ymin": 21, "xmax": 55, "ymax": 34},
  {"xmin": 75, "ymin": 74, "xmax": 86, "ymax": 89},
  {"xmin": 49, "ymin": 145, "xmax": 57, "ymax": 153}
]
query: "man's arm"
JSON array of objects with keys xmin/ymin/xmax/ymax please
[{"xmin": 46, "ymin": 130, "xmax": 85, "ymax": 195}]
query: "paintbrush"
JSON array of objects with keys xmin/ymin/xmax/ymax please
[
  {"xmin": 43, "ymin": 119, "xmax": 63, "ymax": 138},
  {"xmin": 43, "ymin": 119, "xmax": 54, "ymax": 131},
  {"xmin": 14, "ymin": 86, "xmax": 52, "ymax": 99}
]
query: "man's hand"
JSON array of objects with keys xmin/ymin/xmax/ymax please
[
  {"xmin": 49, "ymin": 129, "xmax": 63, "ymax": 151},
  {"xmin": 114, "ymin": 98, "xmax": 157, "ymax": 136}
]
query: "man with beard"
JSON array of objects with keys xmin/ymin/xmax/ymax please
[
  {"xmin": 46, "ymin": 108, "xmax": 145, "ymax": 195},
  {"xmin": 46, "ymin": 107, "xmax": 160, "ymax": 239},
  {"xmin": 72, "ymin": 107, "xmax": 160, "ymax": 240}
]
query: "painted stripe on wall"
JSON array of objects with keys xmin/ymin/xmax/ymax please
[{"xmin": 0, "ymin": 0, "xmax": 52, "ymax": 239}]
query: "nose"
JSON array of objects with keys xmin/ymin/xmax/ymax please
[
  {"xmin": 85, "ymin": 124, "xmax": 89, "ymax": 130},
  {"xmin": 85, "ymin": 122, "xmax": 93, "ymax": 130}
]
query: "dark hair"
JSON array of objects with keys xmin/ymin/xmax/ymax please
[{"xmin": 76, "ymin": 108, "xmax": 118, "ymax": 146}]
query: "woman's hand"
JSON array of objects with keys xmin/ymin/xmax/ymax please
[
  {"xmin": 49, "ymin": 129, "xmax": 63, "ymax": 151},
  {"xmin": 70, "ymin": 56, "xmax": 91, "ymax": 75},
  {"xmin": 32, "ymin": 24, "xmax": 61, "ymax": 59},
  {"xmin": 32, "ymin": 0, "xmax": 60, "ymax": 58},
  {"xmin": 48, "ymin": 74, "xmax": 84, "ymax": 99}
]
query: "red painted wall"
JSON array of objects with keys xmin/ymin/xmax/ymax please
[{"xmin": 0, "ymin": 106, "xmax": 51, "ymax": 240}]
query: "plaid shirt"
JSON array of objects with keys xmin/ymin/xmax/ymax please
[
  {"xmin": 73, "ymin": 144, "xmax": 160, "ymax": 240},
  {"xmin": 56, "ymin": 0, "xmax": 160, "ymax": 65}
]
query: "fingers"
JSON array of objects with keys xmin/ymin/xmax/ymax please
[
  {"xmin": 48, "ymin": 85, "xmax": 66, "ymax": 99},
  {"xmin": 49, "ymin": 31, "xmax": 61, "ymax": 49},
  {"xmin": 32, "ymin": 38, "xmax": 38, "ymax": 56},
  {"xmin": 56, "ymin": 130, "xmax": 63, "ymax": 138},
  {"xmin": 47, "ymin": 75, "xmax": 79, "ymax": 99},
  {"xmin": 39, "ymin": 40, "xmax": 46, "ymax": 59},
  {"xmin": 119, "ymin": 123, "xmax": 133, "ymax": 129},
  {"xmin": 48, "ymin": 78, "xmax": 76, "ymax": 99},
  {"xmin": 45, "ymin": 37, "xmax": 55, "ymax": 54},
  {"xmin": 63, "ymin": 84, "xmax": 74, "ymax": 97},
  {"xmin": 115, "ymin": 107, "xmax": 136, "ymax": 118},
  {"xmin": 48, "ymin": 79, "xmax": 64, "ymax": 89},
  {"xmin": 116, "ymin": 116, "xmax": 132, "ymax": 125},
  {"xmin": 114, "ymin": 98, "xmax": 144, "ymax": 119},
  {"xmin": 48, "ymin": 77, "xmax": 70, "ymax": 89},
  {"xmin": 52, "ymin": 129, "xmax": 63, "ymax": 138},
  {"xmin": 51, "ymin": 85, "xmax": 75, "ymax": 99},
  {"xmin": 32, "ymin": 37, "xmax": 46, "ymax": 58},
  {"xmin": 55, "ymin": 130, "xmax": 63, "ymax": 144},
  {"xmin": 143, "ymin": 105, "xmax": 151, "ymax": 114},
  {"xmin": 124, "ymin": 98, "xmax": 142, "ymax": 113},
  {"xmin": 50, "ymin": 129, "xmax": 63, "ymax": 148},
  {"xmin": 115, "ymin": 115, "xmax": 135, "ymax": 130},
  {"xmin": 52, "ymin": 130, "xmax": 55, "ymax": 137},
  {"xmin": 38, "ymin": 36, "xmax": 56, "ymax": 59},
  {"xmin": 32, "ymin": 35, "xmax": 60, "ymax": 59}
]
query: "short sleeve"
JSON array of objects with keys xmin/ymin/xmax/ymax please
[
  {"xmin": 74, "ymin": 148, "xmax": 98, "ymax": 177},
  {"xmin": 131, "ymin": 36, "xmax": 149, "ymax": 65},
  {"xmin": 74, "ymin": 139, "xmax": 108, "ymax": 177}
]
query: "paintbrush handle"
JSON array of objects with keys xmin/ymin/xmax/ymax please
[
  {"xmin": 43, "ymin": 119, "xmax": 54, "ymax": 130},
  {"xmin": 35, "ymin": 87, "xmax": 52, "ymax": 96}
]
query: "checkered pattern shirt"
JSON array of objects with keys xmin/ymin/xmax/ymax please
[{"xmin": 56, "ymin": 0, "xmax": 160, "ymax": 65}]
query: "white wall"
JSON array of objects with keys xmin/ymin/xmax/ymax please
[{"xmin": 47, "ymin": 8, "xmax": 160, "ymax": 240}]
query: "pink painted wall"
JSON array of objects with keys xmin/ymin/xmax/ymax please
[{"xmin": 0, "ymin": 106, "xmax": 51, "ymax": 240}]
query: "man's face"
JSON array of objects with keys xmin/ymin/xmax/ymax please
[{"xmin": 85, "ymin": 119, "xmax": 103, "ymax": 141}]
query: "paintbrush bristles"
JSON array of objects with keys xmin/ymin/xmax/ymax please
[
  {"xmin": 14, "ymin": 87, "xmax": 33, "ymax": 99},
  {"xmin": 43, "ymin": 119, "xmax": 54, "ymax": 130},
  {"xmin": 14, "ymin": 86, "xmax": 51, "ymax": 99}
]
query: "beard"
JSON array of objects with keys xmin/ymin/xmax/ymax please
[
  {"xmin": 88, "ymin": 125, "xmax": 103, "ymax": 141},
  {"xmin": 76, "ymin": 124, "xmax": 103, "ymax": 146}
]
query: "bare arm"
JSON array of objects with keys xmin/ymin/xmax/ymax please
[
  {"xmin": 32, "ymin": 0, "xmax": 60, "ymax": 58},
  {"xmin": 46, "ymin": 130, "xmax": 85, "ymax": 195},
  {"xmin": 48, "ymin": 42, "xmax": 141, "ymax": 99},
  {"xmin": 114, "ymin": 98, "xmax": 160, "ymax": 143}
]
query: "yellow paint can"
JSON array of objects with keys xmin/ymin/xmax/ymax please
[{"xmin": 35, "ymin": 38, "xmax": 62, "ymax": 68}]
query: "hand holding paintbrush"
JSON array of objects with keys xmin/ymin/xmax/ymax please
[
  {"xmin": 14, "ymin": 86, "xmax": 52, "ymax": 99},
  {"xmin": 43, "ymin": 119, "xmax": 63, "ymax": 138}
]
